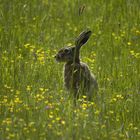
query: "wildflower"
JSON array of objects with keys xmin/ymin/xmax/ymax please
[
  {"xmin": 67, "ymin": 43, "xmax": 72, "ymax": 46},
  {"xmin": 61, "ymin": 120, "xmax": 65, "ymax": 125},
  {"xmin": 2, "ymin": 118, "xmax": 12, "ymax": 125},
  {"xmin": 45, "ymin": 105, "xmax": 53, "ymax": 110},
  {"xmin": 56, "ymin": 131, "xmax": 62, "ymax": 136},
  {"xmin": 130, "ymin": 50, "xmax": 135, "ymax": 55},
  {"xmin": 82, "ymin": 103, "xmax": 88, "ymax": 110},
  {"xmin": 133, "ymin": 127, "xmax": 138, "ymax": 130},
  {"xmin": 28, "ymin": 122, "xmax": 35, "ymax": 127},
  {"xmin": 52, "ymin": 120, "xmax": 55, "ymax": 123},
  {"xmin": 107, "ymin": 77, "xmax": 110, "ymax": 81},
  {"xmin": 135, "ymin": 53, "xmax": 140, "ymax": 58},
  {"xmin": 26, "ymin": 85, "xmax": 31, "ymax": 91},
  {"xmin": 56, "ymin": 107, "xmax": 59, "ymax": 111},
  {"xmin": 33, "ymin": 17, "xmax": 36, "ymax": 21},
  {"xmin": 11, "ymin": 60, "xmax": 14, "ymax": 63},
  {"xmin": 109, "ymin": 110, "xmax": 114, "ymax": 114},
  {"xmin": 39, "ymin": 87, "xmax": 44, "ymax": 91},
  {"xmin": 6, "ymin": 128, "xmax": 10, "ymax": 131},
  {"xmin": 3, "ymin": 98, "xmax": 8, "ymax": 103},
  {"xmin": 82, "ymin": 95, "xmax": 87, "ymax": 99},
  {"xmin": 74, "ymin": 27, "xmax": 77, "ymax": 32},
  {"xmin": 16, "ymin": 90, "xmax": 20, "ymax": 95},
  {"xmin": 95, "ymin": 110, "xmax": 100, "ymax": 115},
  {"xmin": 130, "ymin": 50, "xmax": 140, "ymax": 58},
  {"xmin": 30, "ymin": 48, "xmax": 34, "ymax": 52},
  {"xmin": 14, "ymin": 97, "xmax": 22, "ymax": 104},
  {"xmin": 114, "ymin": 57, "xmax": 118, "ymax": 60},
  {"xmin": 24, "ymin": 43, "xmax": 30, "ymax": 48},
  {"xmin": 32, "ymin": 128, "xmax": 37, "ymax": 132},
  {"xmin": 17, "ymin": 54, "xmax": 23, "ymax": 59},
  {"xmin": 101, "ymin": 124, "xmax": 106, "ymax": 129},
  {"xmin": 119, "ymin": 133, "xmax": 125, "ymax": 138},
  {"xmin": 127, "ymin": 42, "xmax": 131, "ymax": 46},
  {"xmin": 23, "ymin": 127, "xmax": 29, "ymax": 133},
  {"xmin": 9, "ymin": 133, "xmax": 15, "ymax": 138},
  {"xmin": 74, "ymin": 123, "xmax": 78, "ymax": 127},
  {"xmin": 56, "ymin": 117, "xmax": 61, "ymax": 121},
  {"xmin": 48, "ymin": 124, "xmax": 52, "ymax": 129},
  {"xmin": 112, "ymin": 32, "xmax": 115, "ymax": 36},
  {"xmin": 136, "ymin": 30, "xmax": 140, "ymax": 34},
  {"xmin": 66, "ymin": 23, "xmax": 70, "ymax": 26},
  {"xmin": 10, "ymin": 89, "xmax": 14, "ymax": 92},
  {"xmin": 90, "ymin": 101, "xmax": 96, "ymax": 107},
  {"xmin": 112, "ymin": 98, "xmax": 117, "ymax": 102},
  {"xmin": 116, "ymin": 117, "xmax": 120, "ymax": 122},
  {"xmin": 129, "ymin": 123, "xmax": 133, "ymax": 128},
  {"xmin": 116, "ymin": 94, "xmax": 124, "ymax": 99},
  {"xmin": 119, "ymin": 72, "xmax": 123, "ymax": 77},
  {"xmin": 49, "ymin": 114, "xmax": 53, "ymax": 119},
  {"xmin": 23, "ymin": 104, "xmax": 30, "ymax": 111},
  {"xmin": 45, "ymin": 100, "xmax": 49, "ymax": 104}
]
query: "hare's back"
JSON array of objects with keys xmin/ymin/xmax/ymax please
[
  {"xmin": 80, "ymin": 62, "xmax": 98, "ymax": 88},
  {"xmin": 80, "ymin": 62, "xmax": 91, "ymax": 76}
]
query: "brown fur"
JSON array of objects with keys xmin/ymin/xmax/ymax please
[{"xmin": 55, "ymin": 30, "xmax": 98, "ymax": 100}]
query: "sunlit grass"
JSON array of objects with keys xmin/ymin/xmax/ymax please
[{"xmin": 0, "ymin": 0, "xmax": 140, "ymax": 140}]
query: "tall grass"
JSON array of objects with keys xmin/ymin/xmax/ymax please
[{"xmin": 0, "ymin": 0, "xmax": 140, "ymax": 139}]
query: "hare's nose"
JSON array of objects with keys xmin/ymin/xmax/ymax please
[{"xmin": 54, "ymin": 54, "xmax": 61, "ymax": 59}]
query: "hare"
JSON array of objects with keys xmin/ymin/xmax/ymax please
[{"xmin": 55, "ymin": 30, "xmax": 98, "ymax": 100}]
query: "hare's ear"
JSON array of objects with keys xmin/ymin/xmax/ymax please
[{"xmin": 75, "ymin": 30, "xmax": 92, "ymax": 49}]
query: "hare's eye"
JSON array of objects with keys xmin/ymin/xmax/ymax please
[{"xmin": 64, "ymin": 49, "xmax": 70, "ymax": 53}]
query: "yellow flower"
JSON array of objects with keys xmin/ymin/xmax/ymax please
[
  {"xmin": 26, "ymin": 85, "xmax": 31, "ymax": 91},
  {"xmin": 39, "ymin": 88, "xmax": 44, "ymax": 91},
  {"xmin": 2, "ymin": 118, "xmax": 12, "ymax": 125},
  {"xmin": 135, "ymin": 53, "xmax": 140, "ymax": 58},
  {"xmin": 28, "ymin": 122, "xmax": 35, "ymax": 127},
  {"xmin": 32, "ymin": 128, "xmax": 37, "ymax": 132},
  {"xmin": 109, "ymin": 110, "xmax": 114, "ymax": 114},
  {"xmin": 129, "ymin": 123, "xmax": 133, "ymax": 128},
  {"xmin": 112, "ymin": 98, "xmax": 117, "ymax": 102},
  {"xmin": 9, "ymin": 133, "xmax": 15, "ymax": 138},
  {"xmin": 101, "ymin": 124, "xmax": 106, "ymax": 129},
  {"xmin": 61, "ymin": 120, "xmax": 65, "ymax": 125},
  {"xmin": 3, "ymin": 98, "xmax": 8, "ymax": 103},
  {"xmin": 116, "ymin": 94, "xmax": 124, "ymax": 99},
  {"xmin": 14, "ymin": 97, "xmax": 22, "ymax": 104},
  {"xmin": 16, "ymin": 90, "xmax": 20, "ymax": 95},
  {"xmin": 67, "ymin": 43, "xmax": 72, "ymax": 46},
  {"xmin": 127, "ymin": 42, "xmax": 131, "ymax": 45},
  {"xmin": 82, "ymin": 103, "xmax": 88, "ymax": 110},
  {"xmin": 56, "ymin": 117, "xmax": 61, "ymax": 121},
  {"xmin": 49, "ymin": 114, "xmax": 53, "ymax": 119},
  {"xmin": 130, "ymin": 50, "xmax": 135, "ymax": 55},
  {"xmin": 95, "ymin": 110, "xmax": 100, "ymax": 115},
  {"xmin": 6, "ymin": 128, "xmax": 10, "ymax": 131},
  {"xmin": 74, "ymin": 27, "xmax": 77, "ymax": 32},
  {"xmin": 133, "ymin": 127, "xmax": 138, "ymax": 130},
  {"xmin": 48, "ymin": 124, "xmax": 52, "ymax": 128},
  {"xmin": 24, "ymin": 43, "xmax": 30, "ymax": 48},
  {"xmin": 112, "ymin": 32, "xmax": 115, "ymax": 36},
  {"xmin": 136, "ymin": 30, "xmax": 140, "ymax": 34},
  {"xmin": 82, "ymin": 95, "xmax": 87, "ymax": 99}
]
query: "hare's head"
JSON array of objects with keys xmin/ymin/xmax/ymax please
[
  {"xmin": 55, "ymin": 30, "xmax": 92, "ymax": 63},
  {"xmin": 55, "ymin": 46, "xmax": 76, "ymax": 62}
]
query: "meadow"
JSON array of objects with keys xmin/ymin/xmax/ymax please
[{"xmin": 0, "ymin": 0, "xmax": 140, "ymax": 140}]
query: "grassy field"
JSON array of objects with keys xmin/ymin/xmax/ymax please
[{"xmin": 0, "ymin": 0, "xmax": 140, "ymax": 140}]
